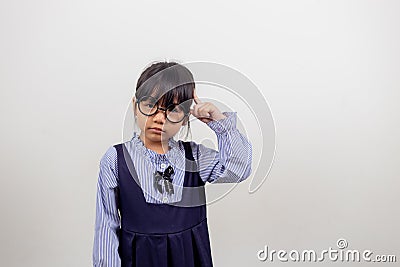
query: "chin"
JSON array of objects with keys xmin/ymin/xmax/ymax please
[{"xmin": 147, "ymin": 132, "xmax": 168, "ymax": 142}]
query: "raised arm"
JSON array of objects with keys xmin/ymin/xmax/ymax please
[
  {"xmin": 195, "ymin": 111, "xmax": 252, "ymax": 183},
  {"xmin": 189, "ymin": 89, "xmax": 252, "ymax": 183},
  {"xmin": 93, "ymin": 147, "xmax": 121, "ymax": 267}
]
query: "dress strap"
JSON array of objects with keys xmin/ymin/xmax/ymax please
[{"xmin": 182, "ymin": 141, "xmax": 199, "ymax": 173}]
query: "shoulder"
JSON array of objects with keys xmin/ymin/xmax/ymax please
[
  {"xmin": 176, "ymin": 140, "xmax": 197, "ymax": 159},
  {"xmin": 99, "ymin": 145, "xmax": 118, "ymax": 171},
  {"xmin": 176, "ymin": 140, "xmax": 217, "ymax": 161}
]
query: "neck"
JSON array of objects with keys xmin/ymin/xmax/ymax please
[{"xmin": 139, "ymin": 133, "xmax": 170, "ymax": 154}]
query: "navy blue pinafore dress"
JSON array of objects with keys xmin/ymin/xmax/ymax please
[{"xmin": 113, "ymin": 142, "xmax": 214, "ymax": 267}]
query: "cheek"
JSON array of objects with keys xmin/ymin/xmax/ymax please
[
  {"xmin": 136, "ymin": 115, "xmax": 149, "ymax": 128},
  {"xmin": 171, "ymin": 123, "xmax": 184, "ymax": 132}
]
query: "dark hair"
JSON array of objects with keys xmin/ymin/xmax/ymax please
[{"xmin": 135, "ymin": 61, "xmax": 195, "ymax": 139}]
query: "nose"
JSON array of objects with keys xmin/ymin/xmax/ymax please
[{"xmin": 152, "ymin": 109, "xmax": 166, "ymax": 123}]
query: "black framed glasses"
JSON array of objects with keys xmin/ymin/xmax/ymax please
[{"xmin": 137, "ymin": 96, "xmax": 189, "ymax": 123}]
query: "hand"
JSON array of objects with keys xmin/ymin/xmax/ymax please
[{"xmin": 189, "ymin": 89, "xmax": 227, "ymax": 123}]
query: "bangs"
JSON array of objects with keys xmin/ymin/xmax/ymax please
[
  {"xmin": 136, "ymin": 63, "xmax": 195, "ymax": 112},
  {"xmin": 152, "ymin": 84, "xmax": 193, "ymax": 111}
]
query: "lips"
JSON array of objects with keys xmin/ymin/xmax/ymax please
[{"xmin": 149, "ymin": 127, "xmax": 164, "ymax": 133}]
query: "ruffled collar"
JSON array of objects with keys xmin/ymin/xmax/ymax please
[{"xmin": 130, "ymin": 132, "xmax": 185, "ymax": 169}]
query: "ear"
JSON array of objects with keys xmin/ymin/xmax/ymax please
[{"xmin": 132, "ymin": 97, "xmax": 137, "ymax": 117}]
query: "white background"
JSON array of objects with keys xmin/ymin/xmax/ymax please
[{"xmin": 0, "ymin": 0, "xmax": 399, "ymax": 266}]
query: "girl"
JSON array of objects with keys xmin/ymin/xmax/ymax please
[{"xmin": 93, "ymin": 61, "xmax": 252, "ymax": 267}]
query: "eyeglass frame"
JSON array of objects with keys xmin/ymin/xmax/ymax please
[{"xmin": 135, "ymin": 96, "xmax": 190, "ymax": 123}]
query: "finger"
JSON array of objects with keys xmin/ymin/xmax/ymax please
[
  {"xmin": 193, "ymin": 89, "xmax": 202, "ymax": 104},
  {"xmin": 197, "ymin": 104, "xmax": 212, "ymax": 118},
  {"xmin": 192, "ymin": 101, "xmax": 200, "ymax": 117},
  {"xmin": 190, "ymin": 107, "xmax": 211, "ymax": 121}
]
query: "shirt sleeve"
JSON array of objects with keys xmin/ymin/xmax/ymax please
[
  {"xmin": 195, "ymin": 111, "xmax": 253, "ymax": 183},
  {"xmin": 93, "ymin": 146, "xmax": 121, "ymax": 267}
]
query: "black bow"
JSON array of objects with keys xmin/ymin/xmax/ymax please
[{"xmin": 153, "ymin": 165, "xmax": 175, "ymax": 195}]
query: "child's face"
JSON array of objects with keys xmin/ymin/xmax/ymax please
[{"xmin": 133, "ymin": 96, "xmax": 187, "ymax": 146}]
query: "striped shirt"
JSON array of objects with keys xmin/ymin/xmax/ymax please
[{"xmin": 92, "ymin": 111, "xmax": 252, "ymax": 267}]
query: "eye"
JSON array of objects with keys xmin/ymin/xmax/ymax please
[
  {"xmin": 142, "ymin": 101, "xmax": 156, "ymax": 108},
  {"xmin": 146, "ymin": 103, "xmax": 155, "ymax": 108},
  {"xmin": 169, "ymin": 105, "xmax": 183, "ymax": 113}
]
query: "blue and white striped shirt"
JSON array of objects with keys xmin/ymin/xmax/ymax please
[{"xmin": 92, "ymin": 111, "xmax": 252, "ymax": 267}]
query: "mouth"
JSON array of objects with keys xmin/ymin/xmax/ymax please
[{"xmin": 148, "ymin": 127, "xmax": 165, "ymax": 134}]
